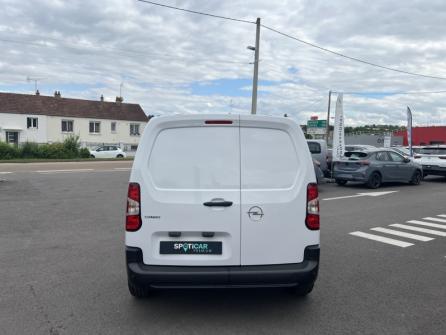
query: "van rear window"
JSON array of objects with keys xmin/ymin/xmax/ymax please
[
  {"xmin": 148, "ymin": 127, "xmax": 239, "ymax": 189},
  {"xmin": 241, "ymin": 128, "xmax": 298, "ymax": 189}
]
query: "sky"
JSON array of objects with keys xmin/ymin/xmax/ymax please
[{"xmin": 1, "ymin": 0, "xmax": 446, "ymax": 126}]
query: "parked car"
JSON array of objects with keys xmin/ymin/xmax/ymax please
[
  {"xmin": 333, "ymin": 149, "xmax": 423, "ymax": 188},
  {"xmin": 313, "ymin": 159, "xmax": 324, "ymax": 184},
  {"xmin": 126, "ymin": 114, "xmax": 320, "ymax": 297},
  {"xmin": 345, "ymin": 144, "xmax": 376, "ymax": 152},
  {"xmin": 307, "ymin": 139, "xmax": 329, "ymax": 175},
  {"xmin": 89, "ymin": 145, "xmax": 126, "ymax": 158},
  {"xmin": 414, "ymin": 145, "xmax": 446, "ymax": 177}
]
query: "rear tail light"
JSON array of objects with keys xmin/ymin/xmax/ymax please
[
  {"xmin": 414, "ymin": 156, "xmax": 421, "ymax": 159},
  {"xmin": 359, "ymin": 160, "xmax": 370, "ymax": 165},
  {"xmin": 306, "ymin": 183, "xmax": 320, "ymax": 230},
  {"xmin": 126, "ymin": 182, "xmax": 142, "ymax": 231}
]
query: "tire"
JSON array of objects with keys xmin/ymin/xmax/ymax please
[
  {"xmin": 90, "ymin": 155, "xmax": 95, "ymax": 158},
  {"xmin": 128, "ymin": 281, "xmax": 151, "ymax": 298},
  {"xmin": 410, "ymin": 170, "xmax": 422, "ymax": 185},
  {"xmin": 367, "ymin": 172, "xmax": 382, "ymax": 189},
  {"xmin": 335, "ymin": 179, "xmax": 348, "ymax": 186},
  {"xmin": 288, "ymin": 283, "xmax": 314, "ymax": 297},
  {"xmin": 116, "ymin": 154, "xmax": 124, "ymax": 158}
]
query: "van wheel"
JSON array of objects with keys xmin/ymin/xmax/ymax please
[
  {"xmin": 116, "ymin": 154, "xmax": 123, "ymax": 158},
  {"xmin": 90, "ymin": 155, "xmax": 95, "ymax": 158},
  {"xmin": 335, "ymin": 179, "xmax": 347, "ymax": 186},
  {"xmin": 410, "ymin": 170, "xmax": 422, "ymax": 185},
  {"xmin": 288, "ymin": 283, "xmax": 314, "ymax": 297},
  {"xmin": 367, "ymin": 172, "xmax": 382, "ymax": 189},
  {"xmin": 128, "ymin": 281, "xmax": 151, "ymax": 298}
]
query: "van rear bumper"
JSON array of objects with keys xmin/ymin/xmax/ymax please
[{"xmin": 126, "ymin": 245, "xmax": 319, "ymax": 289}]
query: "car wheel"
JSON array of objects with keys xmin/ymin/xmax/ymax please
[
  {"xmin": 128, "ymin": 281, "xmax": 152, "ymax": 298},
  {"xmin": 288, "ymin": 283, "xmax": 314, "ymax": 297},
  {"xmin": 117, "ymin": 154, "xmax": 124, "ymax": 158},
  {"xmin": 367, "ymin": 172, "xmax": 382, "ymax": 189},
  {"xmin": 90, "ymin": 155, "xmax": 95, "ymax": 158},
  {"xmin": 335, "ymin": 179, "xmax": 348, "ymax": 186},
  {"xmin": 410, "ymin": 170, "xmax": 422, "ymax": 185}
]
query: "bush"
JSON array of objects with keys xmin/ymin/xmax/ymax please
[
  {"xmin": 63, "ymin": 135, "xmax": 81, "ymax": 158},
  {"xmin": 1, "ymin": 136, "xmax": 96, "ymax": 160},
  {"xmin": 38, "ymin": 143, "xmax": 67, "ymax": 159},
  {"xmin": 0, "ymin": 142, "xmax": 20, "ymax": 159},
  {"xmin": 79, "ymin": 147, "xmax": 91, "ymax": 158},
  {"xmin": 20, "ymin": 142, "xmax": 41, "ymax": 158}
]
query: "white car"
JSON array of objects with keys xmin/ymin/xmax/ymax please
[
  {"xmin": 125, "ymin": 114, "xmax": 320, "ymax": 297},
  {"xmin": 414, "ymin": 146, "xmax": 446, "ymax": 177},
  {"xmin": 89, "ymin": 145, "xmax": 126, "ymax": 158}
]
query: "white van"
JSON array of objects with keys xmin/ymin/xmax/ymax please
[{"xmin": 125, "ymin": 114, "xmax": 320, "ymax": 297}]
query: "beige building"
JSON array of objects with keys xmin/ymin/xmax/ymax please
[{"xmin": 0, "ymin": 91, "xmax": 149, "ymax": 151}]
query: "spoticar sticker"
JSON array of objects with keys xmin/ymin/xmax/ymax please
[{"xmin": 160, "ymin": 241, "xmax": 222, "ymax": 255}]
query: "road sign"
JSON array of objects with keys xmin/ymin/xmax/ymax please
[
  {"xmin": 307, "ymin": 127, "xmax": 326, "ymax": 135},
  {"xmin": 307, "ymin": 120, "xmax": 327, "ymax": 128}
]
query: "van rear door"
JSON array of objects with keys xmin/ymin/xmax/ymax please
[
  {"xmin": 129, "ymin": 116, "xmax": 241, "ymax": 266},
  {"xmin": 239, "ymin": 116, "xmax": 318, "ymax": 265}
]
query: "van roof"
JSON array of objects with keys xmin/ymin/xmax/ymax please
[{"xmin": 149, "ymin": 113, "xmax": 299, "ymax": 127}]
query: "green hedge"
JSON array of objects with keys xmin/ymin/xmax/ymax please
[{"xmin": 0, "ymin": 135, "xmax": 91, "ymax": 160}]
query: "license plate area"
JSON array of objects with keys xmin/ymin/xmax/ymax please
[{"xmin": 160, "ymin": 241, "xmax": 222, "ymax": 255}]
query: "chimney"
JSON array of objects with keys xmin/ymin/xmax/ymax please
[
  {"xmin": 100, "ymin": 94, "xmax": 104, "ymax": 102},
  {"xmin": 116, "ymin": 96, "xmax": 123, "ymax": 103},
  {"xmin": 36, "ymin": 89, "xmax": 40, "ymax": 96}
]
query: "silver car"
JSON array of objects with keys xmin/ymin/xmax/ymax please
[{"xmin": 333, "ymin": 149, "xmax": 423, "ymax": 188}]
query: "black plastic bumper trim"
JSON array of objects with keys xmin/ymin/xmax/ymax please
[{"xmin": 126, "ymin": 245, "xmax": 319, "ymax": 288}]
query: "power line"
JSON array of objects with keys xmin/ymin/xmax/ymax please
[
  {"xmin": 136, "ymin": 1, "xmax": 446, "ymax": 81},
  {"xmin": 136, "ymin": 0, "xmax": 255, "ymax": 24},
  {"xmin": 334, "ymin": 90, "xmax": 446, "ymax": 95},
  {"xmin": 261, "ymin": 24, "xmax": 446, "ymax": 81}
]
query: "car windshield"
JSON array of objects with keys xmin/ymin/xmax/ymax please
[
  {"xmin": 392, "ymin": 147, "xmax": 410, "ymax": 155},
  {"xmin": 419, "ymin": 147, "xmax": 446, "ymax": 155},
  {"xmin": 344, "ymin": 151, "xmax": 369, "ymax": 160}
]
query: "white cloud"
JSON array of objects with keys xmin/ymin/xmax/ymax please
[{"xmin": 0, "ymin": 0, "xmax": 445, "ymax": 126}]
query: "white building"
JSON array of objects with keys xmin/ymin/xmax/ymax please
[{"xmin": 0, "ymin": 91, "xmax": 149, "ymax": 150}]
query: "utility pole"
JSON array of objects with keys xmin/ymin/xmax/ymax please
[
  {"xmin": 325, "ymin": 90, "xmax": 332, "ymax": 144},
  {"xmin": 251, "ymin": 17, "xmax": 261, "ymax": 115}
]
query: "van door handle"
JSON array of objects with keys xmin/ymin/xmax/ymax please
[{"xmin": 203, "ymin": 199, "xmax": 233, "ymax": 207}]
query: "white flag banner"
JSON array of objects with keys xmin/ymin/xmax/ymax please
[
  {"xmin": 407, "ymin": 107, "xmax": 413, "ymax": 157},
  {"xmin": 332, "ymin": 93, "xmax": 345, "ymax": 161}
]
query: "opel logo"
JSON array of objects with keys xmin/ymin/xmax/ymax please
[{"xmin": 247, "ymin": 206, "xmax": 264, "ymax": 222}]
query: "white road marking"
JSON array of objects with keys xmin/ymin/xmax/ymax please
[
  {"xmin": 389, "ymin": 224, "xmax": 446, "ymax": 237},
  {"xmin": 423, "ymin": 217, "xmax": 446, "ymax": 224},
  {"xmin": 407, "ymin": 220, "xmax": 446, "ymax": 230},
  {"xmin": 370, "ymin": 227, "xmax": 434, "ymax": 242},
  {"xmin": 37, "ymin": 169, "xmax": 94, "ymax": 174},
  {"xmin": 323, "ymin": 190, "xmax": 398, "ymax": 201},
  {"xmin": 113, "ymin": 167, "xmax": 131, "ymax": 171},
  {"xmin": 0, "ymin": 172, "xmax": 12, "ymax": 174},
  {"xmin": 349, "ymin": 231, "xmax": 413, "ymax": 247},
  {"xmin": 438, "ymin": 214, "xmax": 446, "ymax": 218}
]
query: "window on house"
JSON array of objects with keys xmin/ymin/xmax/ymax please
[
  {"xmin": 61, "ymin": 120, "xmax": 74, "ymax": 132},
  {"xmin": 27, "ymin": 117, "xmax": 38, "ymax": 129},
  {"xmin": 130, "ymin": 123, "xmax": 140, "ymax": 136},
  {"xmin": 111, "ymin": 122, "xmax": 116, "ymax": 132},
  {"xmin": 89, "ymin": 121, "xmax": 100, "ymax": 133}
]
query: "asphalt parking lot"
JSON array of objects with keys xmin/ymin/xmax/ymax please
[{"xmin": 1, "ymin": 161, "xmax": 445, "ymax": 335}]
